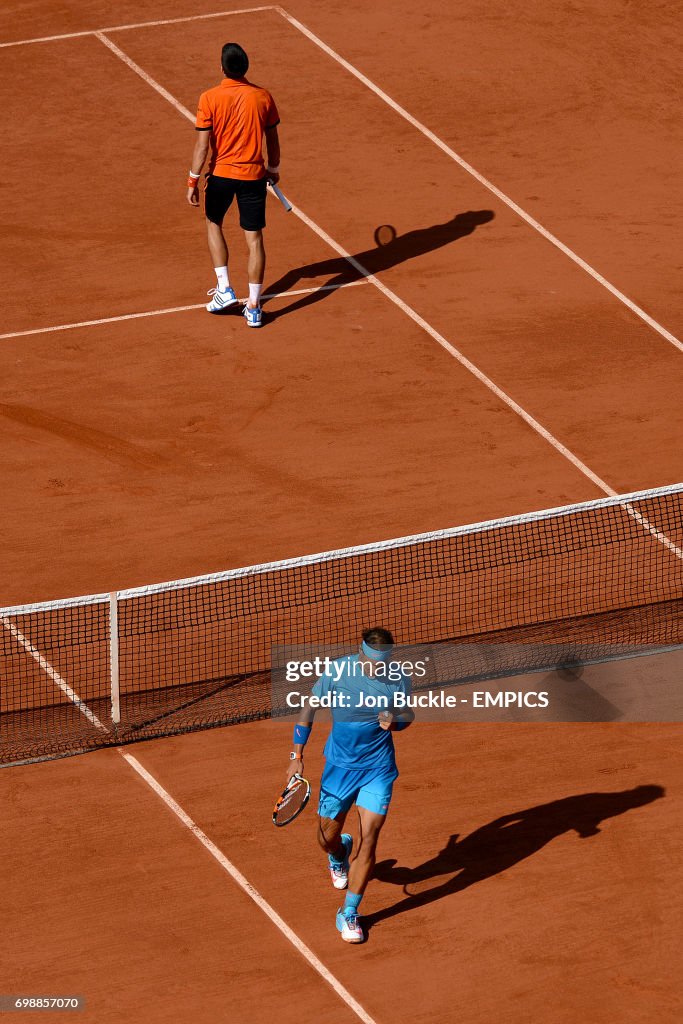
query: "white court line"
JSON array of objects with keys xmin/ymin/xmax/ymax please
[
  {"xmin": 289, "ymin": 199, "xmax": 617, "ymax": 496},
  {"xmin": 275, "ymin": 8, "xmax": 683, "ymax": 356},
  {"xmin": 0, "ymin": 282, "xmax": 368, "ymax": 342},
  {"xmin": 0, "ymin": 302, "xmax": 204, "ymax": 341},
  {"xmin": 0, "ymin": 618, "xmax": 107, "ymax": 731},
  {"xmin": 93, "ymin": 32, "xmax": 616, "ymax": 497},
  {"xmin": 102, "ymin": 6, "xmax": 274, "ymax": 35},
  {"xmin": 0, "ymin": 7, "xmax": 275, "ymax": 47},
  {"xmin": 96, "ymin": 31, "xmax": 196, "ymax": 119},
  {"xmin": 624, "ymin": 503, "xmax": 683, "ymax": 560},
  {"xmin": 2, "ymin": 618, "xmax": 379, "ymax": 1024}
]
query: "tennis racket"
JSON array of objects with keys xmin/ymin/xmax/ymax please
[
  {"xmin": 272, "ymin": 773, "xmax": 311, "ymax": 827},
  {"xmin": 267, "ymin": 180, "xmax": 293, "ymax": 212}
]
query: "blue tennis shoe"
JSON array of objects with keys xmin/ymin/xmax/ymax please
[{"xmin": 243, "ymin": 304, "xmax": 263, "ymax": 328}]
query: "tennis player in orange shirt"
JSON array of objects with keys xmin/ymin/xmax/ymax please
[{"xmin": 186, "ymin": 43, "xmax": 281, "ymax": 329}]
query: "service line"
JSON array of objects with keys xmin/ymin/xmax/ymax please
[{"xmin": 0, "ymin": 282, "xmax": 369, "ymax": 342}]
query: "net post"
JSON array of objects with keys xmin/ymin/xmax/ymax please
[{"xmin": 109, "ymin": 592, "xmax": 120, "ymax": 725}]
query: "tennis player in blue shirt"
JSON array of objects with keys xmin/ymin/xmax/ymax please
[{"xmin": 286, "ymin": 627, "xmax": 414, "ymax": 944}]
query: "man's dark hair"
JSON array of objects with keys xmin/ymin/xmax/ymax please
[
  {"xmin": 221, "ymin": 42, "xmax": 249, "ymax": 78},
  {"xmin": 362, "ymin": 626, "xmax": 395, "ymax": 649}
]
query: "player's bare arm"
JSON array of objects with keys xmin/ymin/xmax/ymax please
[
  {"xmin": 264, "ymin": 125, "xmax": 281, "ymax": 184},
  {"xmin": 186, "ymin": 130, "xmax": 211, "ymax": 207}
]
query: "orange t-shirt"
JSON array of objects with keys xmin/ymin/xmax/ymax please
[{"xmin": 195, "ymin": 77, "xmax": 280, "ymax": 181}]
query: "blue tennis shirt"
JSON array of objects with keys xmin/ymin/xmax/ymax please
[{"xmin": 312, "ymin": 654, "xmax": 411, "ymax": 770}]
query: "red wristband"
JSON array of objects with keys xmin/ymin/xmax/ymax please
[{"xmin": 187, "ymin": 177, "xmax": 199, "ymax": 189}]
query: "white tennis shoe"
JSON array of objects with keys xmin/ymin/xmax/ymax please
[
  {"xmin": 336, "ymin": 909, "xmax": 364, "ymax": 944},
  {"xmin": 328, "ymin": 833, "xmax": 353, "ymax": 889},
  {"xmin": 206, "ymin": 286, "xmax": 238, "ymax": 313}
]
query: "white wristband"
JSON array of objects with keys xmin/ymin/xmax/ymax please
[
  {"xmin": 188, "ymin": 170, "xmax": 201, "ymax": 179},
  {"xmin": 266, "ymin": 164, "xmax": 280, "ymax": 173}
]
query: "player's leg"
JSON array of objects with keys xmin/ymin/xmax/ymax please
[
  {"xmin": 207, "ymin": 221, "xmax": 228, "ymax": 271},
  {"xmin": 318, "ymin": 763, "xmax": 357, "ymax": 890},
  {"xmin": 317, "ymin": 812, "xmax": 347, "ymax": 857},
  {"xmin": 336, "ymin": 771, "xmax": 396, "ymax": 943},
  {"xmin": 349, "ymin": 806, "xmax": 386, "ymax": 895},
  {"xmin": 204, "ymin": 176, "xmax": 238, "ymax": 313},
  {"xmin": 335, "ymin": 807, "xmax": 386, "ymax": 944},
  {"xmin": 236, "ymin": 178, "xmax": 268, "ymax": 327},
  {"xmin": 244, "ymin": 230, "xmax": 266, "ymax": 305}
]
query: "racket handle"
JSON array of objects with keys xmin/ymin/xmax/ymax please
[{"xmin": 268, "ymin": 180, "xmax": 293, "ymax": 212}]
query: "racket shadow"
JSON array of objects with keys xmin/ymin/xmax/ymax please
[
  {"xmin": 365, "ymin": 785, "xmax": 664, "ymax": 934},
  {"xmin": 263, "ymin": 209, "xmax": 494, "ymax": 321}
]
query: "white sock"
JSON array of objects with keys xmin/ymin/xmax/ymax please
[
  {"xmin": 248, "ymin": 282, "xmax": 263, "ymax": 308},
  {"xmin": 214, "ymin": 266, "xmax": 230, "ymax": 291}
]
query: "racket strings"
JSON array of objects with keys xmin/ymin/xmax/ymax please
[{"xmin": 273, "ymin": 776, "xmax": 309, "ymax": 826}]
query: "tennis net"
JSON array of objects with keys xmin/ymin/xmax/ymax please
[{"xmin": 1, "ymin": 483, "xmax": 682, "ymax": 766}]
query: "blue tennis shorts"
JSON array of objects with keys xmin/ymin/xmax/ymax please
[{"xmin": 318, "ymin": 762, "xmax": 398, "ymax": 818}]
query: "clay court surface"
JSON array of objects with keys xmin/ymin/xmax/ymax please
[{"xmin": 1, "ymin": 2, "xmax": 682, "ymax": 1021}]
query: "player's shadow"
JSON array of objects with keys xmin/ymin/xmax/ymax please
[
  {"xmin": 264, "ymin": 209, "xmax": 494, "ymax": 320},
  {"xmin": 366, "ymin": 785, "xmax": 664, "ymax": 933}
]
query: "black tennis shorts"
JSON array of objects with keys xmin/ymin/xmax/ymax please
[{"xmin": 204, "ymin": 174, "xmax": 267, "ymax": 231}]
